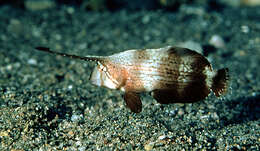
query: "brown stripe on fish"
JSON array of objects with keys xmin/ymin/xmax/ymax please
[
  {"xmin": 152, "ymin": 47, "xmax": 212, "ymax": 103},
  {"xmin": 156, "ymin": 47, "xmax": 182, "ymax": 86},
  {"xmin": 151, "ymin": 47, "xmax": 182, "ymax": 104},
  {"xmin": 177, "ymin": 47, "xmax": 212, "ymax": 102}
]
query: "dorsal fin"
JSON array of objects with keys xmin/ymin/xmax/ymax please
[{"xmin": 35, "ymin": 47, "xmax": 104, "ymax": 62}]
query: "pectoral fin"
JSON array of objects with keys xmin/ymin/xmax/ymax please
[{"xmin": 124, "ymin": 92, "xmax": 142, "ymax": 113}]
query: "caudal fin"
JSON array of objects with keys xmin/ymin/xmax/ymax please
[{"xmin": 212, "ymin": 68, "xmax": 229, "ymax": 97}]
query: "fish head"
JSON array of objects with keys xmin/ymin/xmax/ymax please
[{"xmin": 89, "ymin": 62, "xmax": 119, "ymax": 90}]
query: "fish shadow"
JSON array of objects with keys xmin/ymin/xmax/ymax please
[{"xmin": 218, "ymin": 93, "xmax": 260, "ymax": 126}]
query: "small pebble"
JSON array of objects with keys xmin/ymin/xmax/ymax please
[
  {"xmin": 6, "ymin": 64, "xmax": 12, "ymax": 70},
  {"xmin": 25, "ymin": 0, "xmax": 56, "ymax": 11},
  {"xmin": 142, "ymin": 15, "xmax": 151, "ymax": 24},
  {"xmin": 144, "ymin": 142, "xmax": 154, "ymax": 151},
  {"xmin": 158, "ymin": 135, "xmax": 167, "ymax": 140},
  {"xmin": 68, "ymin": 85, "xmax": 73, "ymax": 90},
  {"xmin": 241, "ymin": 25, "xmax": 250, "ymax": 33},
  {"xmin": 75, "ymin": 141, "xmax": 82, "ymax": 146},
  {"xmin": 241, "ymin": 0, "xmax": 260, "ymax": 6},
  {"xmin": 27, "ymin": 58, "xmax": 37, "ymax": 65},
  {"xmin": 71, "ymin": 114, "xmax": 83, "ymax": 122},
  {"xmin": 177, "ymin": 108, "xmax": 184, "ymax": 116},
  {"xmin": 67, "ymin": 7, "xmax": 75, "ymax": 14},
  {"xmin": 78, "ymin": 146, "xmax": 86, "ymax": 151},
  {"xmin": 209, "ymin": 35, "xmax": 226, "ymax": 49}
]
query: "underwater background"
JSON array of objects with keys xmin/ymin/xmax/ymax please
[{"xmin": 0, "ymin": 0, "xmax": 259, "ymax": 150}]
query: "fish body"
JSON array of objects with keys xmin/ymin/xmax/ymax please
[{"xmin": 35, "ymin": 46, "xmax": 229, "ymax": 113}]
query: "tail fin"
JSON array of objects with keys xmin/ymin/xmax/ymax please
[{"xmin": 212, "ymin": 68, "xmax": 229, "ymax": 97}]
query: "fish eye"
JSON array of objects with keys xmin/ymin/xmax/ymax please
[{"xmin": 98, "ymin": 63, "xmax": 108, "ymax": 72}]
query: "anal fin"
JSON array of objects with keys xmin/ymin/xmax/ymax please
[
  {"xmin": 152, "ymin": 89, "xmax": 180, "ymax": 104},
  {"xmin": 152, "ymin": 86, "xmax": 210, "ymax": 104},
  {"xmin": 124, "ymin": 92, "xmax": 142, "ymax": 113}
]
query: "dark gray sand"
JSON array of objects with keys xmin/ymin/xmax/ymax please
[{"xmin": 0, "ymin": 5, "xmax": 259, "ymax": 150}]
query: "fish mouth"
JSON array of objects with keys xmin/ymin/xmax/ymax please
[{"xmin": 89, "ymin": 66, "xmax": 102, "ymax": 87}]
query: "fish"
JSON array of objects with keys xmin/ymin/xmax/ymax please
[{"xmin": 35, "ymin": 46, "xmax": 229, "ymax": 113}]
